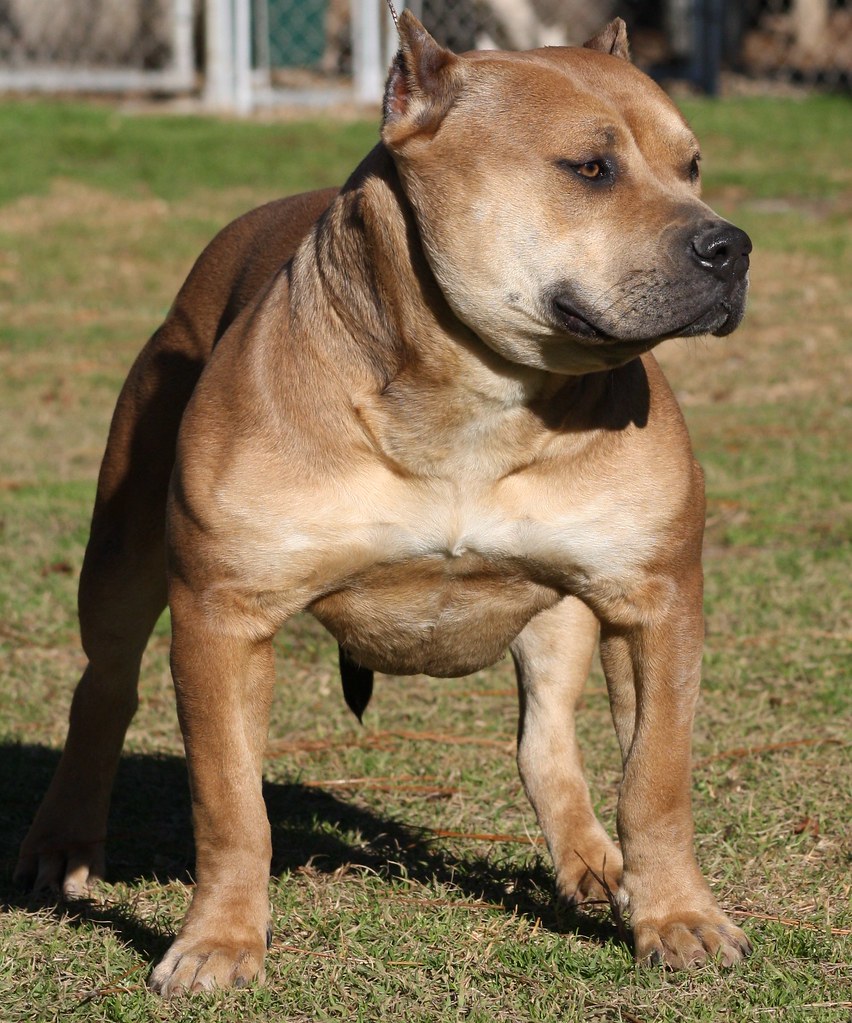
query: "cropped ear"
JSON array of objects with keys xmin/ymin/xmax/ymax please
[
  {"xmin": 382, "ymin": 10, "xmax": 463, "ymax": 147},
  {"xmin": 583, "ymin": 18, "xmax": 631, "ymax": 61}
]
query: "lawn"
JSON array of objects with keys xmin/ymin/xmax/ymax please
[{"xmin": 0, "ymin": 93, "xmax": 850, "ymax": 1022}]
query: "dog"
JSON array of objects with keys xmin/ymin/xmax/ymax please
[{"xmin": 16, "ymin": 13, "xmax": 753, "ymax": 994}]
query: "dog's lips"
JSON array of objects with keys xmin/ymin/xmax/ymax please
[
  {"xmin": 550, "ymin": 293, "xmax": 715, "ymax": 347},
  {"xmin": 550, "ymin": 286, "xmax": 747, "ymax": 349},
  {"xmin": 677, "ymin": 296, "xmax": 746, "ymax": 338},
  {"xmin": 550, "ymin": 297, "xmax": 611, "ymax": 342}
]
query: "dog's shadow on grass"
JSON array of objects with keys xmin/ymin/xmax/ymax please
[{"xmin": 0, "ymin": 743, "xmax": 620, "ymax": 966}]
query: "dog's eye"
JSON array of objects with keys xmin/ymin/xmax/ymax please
[
  {"xmin": 575, "ymin": 160, "xmax": 607, "ymax": 180},
  {"xmin": 553, "ymin": 158, "xmax": 615, "ymax": 184},
  {"xmin": 689, "ymin": 154, "xmax": 701, "ymax": 183}
]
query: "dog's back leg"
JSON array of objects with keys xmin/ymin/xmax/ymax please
[
  {"xmin": 15, "ymin": 189, "xmax": 339, "ymax": 897},
  {"xmin": 14, "ymin": 323, "xmax": 205, "ymax": 896},
  {"xmin": 511, "ymin": 597, "xmax": 623, "ymax": 909}
]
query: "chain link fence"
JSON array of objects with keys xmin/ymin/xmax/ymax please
[
  {"xmin": 623, "ymin": 0, "xmax": 851, "ymax": 92},
  {"xmin": 0, "ymin": 0, "xmax": 194, "ymax": 92},
  {"xmin": 738, "ymin": 0, "xmax": 851, "ymax": 86},
  {"xmin": 0, "ymin": 0, "xmax": 848, "ymax": 107}
]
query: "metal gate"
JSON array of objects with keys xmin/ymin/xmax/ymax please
[
  {"xmin": 0, "ymin": 0, "xmax": 195, "ymax": 94},
  {"xmin": 0, "ymin": 1, "xmax": 848, "ymax": 112},
  {"xmin": 204, "ymin": 0, "xmax": 398, "ymax": 111}
]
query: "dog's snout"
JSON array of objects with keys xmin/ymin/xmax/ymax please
[{"xmin": 691, "ymin": 222, "xmax": 752, "ymax": 280}]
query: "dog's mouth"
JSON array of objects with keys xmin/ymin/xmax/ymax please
[
  {"xmin": 549, "ymin": 290, "xmax": 746, "ymax": 348},
  {"xmin": 551, "ymin": 297, "xmax": 612, "ymax": 342}
]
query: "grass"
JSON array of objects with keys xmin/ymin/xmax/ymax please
[{"xmin": 0, "ymin": 92, "xmax": 850, "ymax": 1021}]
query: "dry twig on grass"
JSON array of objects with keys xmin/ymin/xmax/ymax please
[
  {"xmin": 427, "ymin": 828, "xmax": 545, "ymax": 846},
  {"xmin": 694, "ymin": 736, "xmax": 843, "ymax": 768},
  {"xmin": 301, "ymin": 775, "xmax": 459, "ymax": 796},
  {"xmin": 730, "ymin": 908, "xmax": 852, "ymax": 936},
  {"xmin": 266, "ymin": 728, "xmax": 515, "ymax": 758}
]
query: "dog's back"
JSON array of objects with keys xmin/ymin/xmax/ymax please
[{"xmin": 80, "ymin": 188, "xmax": 338, "ymax": 623}]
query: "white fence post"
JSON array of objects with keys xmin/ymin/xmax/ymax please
[
  {"xmin": 205, "ymin": 0, "xmax": 254, "ymax": 114},
  {"xmin": 172, "ymin": 0, "xmax": 196, "ymax": 90},
  {"xmin": 233, "ymin": 0, "xmax": 254, "ymax": 113},
  {"xmin": 205, "ymin": 0, "xmax": 235, "ymax": 108},
  {"xmin": 353, "ymin": 0, "xmax": 384, "ymax": 104}
]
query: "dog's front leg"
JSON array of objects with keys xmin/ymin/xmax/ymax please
[
  {"xmin": 599, "ymin": 566, "xmax": 750, "ymax": 968},
  {"xmin": 148, "ymin": 581, "xmax": 275, "ymax": 996},
  {"xmin": 511, "ymin": 598, "xmax": 623, "ymax": 908}
]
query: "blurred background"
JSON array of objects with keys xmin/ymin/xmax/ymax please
[{"xmin": 0, "ymin": 0, "xmax": 849, "ymax": 113}]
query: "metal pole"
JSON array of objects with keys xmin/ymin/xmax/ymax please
[
  {"xmin": 692, "ymin": 0, "xmax": 724, "ymax": 96},
  {"xmin": 353, "ymin": 0, "xmax": 384, "ymax": 104},
  {"xmin": 233, "ymin": 0, "xmax": 254, "ymax": 112},
  {"xmin": 205, "ymin": 0, "xmax": 235, "ymax": 108},
  {"xmin": 172, "ymin": 0, "xmax": 195, "ymax": 90}
]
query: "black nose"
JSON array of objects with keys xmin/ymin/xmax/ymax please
[{"xmin": 691, "ymin": 222, "xmax": 752, "ymax": 280}]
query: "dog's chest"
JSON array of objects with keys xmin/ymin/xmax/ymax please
[{"xmin": 297, "ymin": 476, "xmax": 653, "ymax": 677}]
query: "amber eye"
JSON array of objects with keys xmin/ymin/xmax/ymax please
[
  {"xmin": 576, "ymin": 160, "xmax": 606, "ymax": 179},
  {"xmin": 554, "ymin": 157, "xmax": 614, "ymax": 183}
]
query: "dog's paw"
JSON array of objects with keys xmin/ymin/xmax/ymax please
[
  {"xmin": 14, "ymin": 838, "xmax": 105, "ymax": 899},
  {"xmin": 149, "ymin": 935, "xmax": 268, "ymax": 996},
  {"xmin": 555, "ymin": 838, "xmax": 623, "ymax": 909},
  {"xmin": 633, "ymin": 911, "xmax": 751, "ymax": 969}
]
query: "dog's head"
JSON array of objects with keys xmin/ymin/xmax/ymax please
[{"xmin": 381, "ymin": 13, "xmax": 751, "ymax": 374}]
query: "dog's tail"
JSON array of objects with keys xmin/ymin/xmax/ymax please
[{"xmin": 338, "ymin": 645, "xmax": 374, "ymax": 723}]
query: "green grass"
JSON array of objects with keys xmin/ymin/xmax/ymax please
[
  {"xmin": 0, "ymin": 100, "xmax": 375, "ymax": 204},
  {"xmin": 680, "ymin": 95, "xmax": 852, "ymax": 200},
  {"xmin": 0, "ymin": 94, "xmax": 850, "ymax": 1022}
]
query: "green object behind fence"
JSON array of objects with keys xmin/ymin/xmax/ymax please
[{"xmin": 267, "ymin": 0, "xmax": 328, "ymax": 67}]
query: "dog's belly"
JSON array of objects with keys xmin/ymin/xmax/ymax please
[{"xmin": 309, "ymin": 555, "xmax": 561, "ymax": 677}]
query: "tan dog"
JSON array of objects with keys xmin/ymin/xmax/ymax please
[{"xmin": 16, "ymin": 14, "xmax": 753, "ymax": 994}]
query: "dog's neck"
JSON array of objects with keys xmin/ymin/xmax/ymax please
[
  {"xmin": 303, "ymin": 146, "xmax": 557, "ymax": 404},
  {"xmin": 288, "ymin": 145, "xmax": 634, "ymax": 476}
]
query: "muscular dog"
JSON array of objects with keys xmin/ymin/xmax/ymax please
[{"xmin": 17, "ymin": 14, "xmax": 753, "ymax": 994}]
